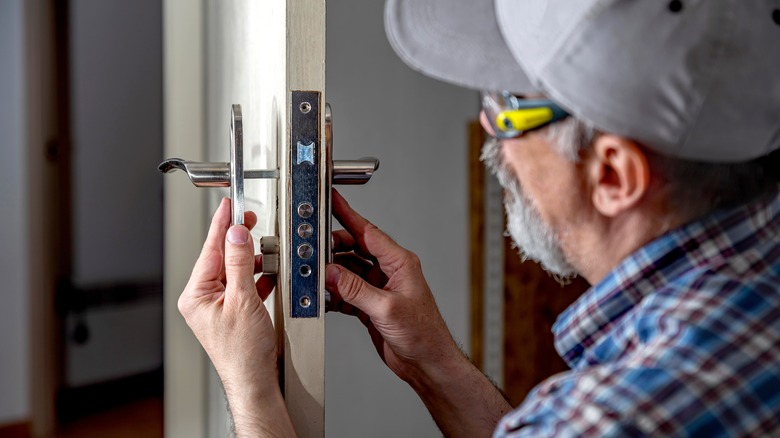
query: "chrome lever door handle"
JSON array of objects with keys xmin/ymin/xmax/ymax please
[
  {"xmin": 158, "ymin": 159, "xmax": 231, "ymax": 187},
  {"xmin": 158, "ymin": 159, "xmax": 280, "ymax": 186},
  {"xmin": 332, "ymin": 158, "xmax": 380, "ymax": 185}
]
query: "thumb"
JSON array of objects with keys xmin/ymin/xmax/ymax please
[
  {"xmin": 224, "ymin": 225, "xmax": 256, "ymax": 299},
  {"xmin": 326, "ymin": 264, "xmax": 384, "ymax": 313}
]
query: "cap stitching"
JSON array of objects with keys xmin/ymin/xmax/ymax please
[
  {"xmin": 675, "ymin": 1, "xmax": 736, "ymax": 153},
  {"xmin": 535, "ymin": 0, "xmax": 615, "ymax": 76},
  {"xmin": 532, "ymin": 1, "xmax": 656, "ymax": 144}
]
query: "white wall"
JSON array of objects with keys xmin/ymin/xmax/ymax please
[
  {"xmin": 0, "ymin": 0, "xmax": 30, "ymax": 425},
  {"xmin": 325, "ymin": 1, "xmax": 478, "ymax": 436}
]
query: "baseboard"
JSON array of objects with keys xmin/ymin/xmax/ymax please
[{"xmin": 0, "ymin": 421, "xmax": 31, "ymax": 438}]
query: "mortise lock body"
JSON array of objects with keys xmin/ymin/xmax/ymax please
[{"xmin": 159, "ymin": 99, "xmax": 378, "ymax": 317}]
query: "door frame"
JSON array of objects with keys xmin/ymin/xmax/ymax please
[
  {"xmin": 26, "ymin": 0, "xmax": 64, "ymax": 435},
  {"xmin": 162, "ymin": 0, "xmax": 209, "ymax": 437}
]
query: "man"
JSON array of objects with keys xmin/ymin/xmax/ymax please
[{"xmin": 178, "ymin": 0, "xmax": 780, "ymax": 436}]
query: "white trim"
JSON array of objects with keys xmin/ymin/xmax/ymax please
[{"xmin": 163, "ymin": 1, "xmax": 208, "ymax": 437}]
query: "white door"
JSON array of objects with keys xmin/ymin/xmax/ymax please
[{"xmin": 164, "ymin": 0, "xmax": 326, "ymax": 436}]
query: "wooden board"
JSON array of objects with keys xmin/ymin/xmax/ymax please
[
  {"xmin": 468, "ymin": 121, "xmax": 486, "ymax": 371},
  {"xmin": 502, "ymin": 244, "xmax": 588, "ymax": 405}
]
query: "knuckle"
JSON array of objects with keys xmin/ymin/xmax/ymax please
[
  {"xmin": 177, "ymin": 293, "xmax": 192, "ymax": 318},
  {"xmin": 405, "ymin": 251, "xmax": 422, "ymax": 269},
  {"xmin": 390, "ymin": 248, "xmax": 421, "ymax": 273},
  {"xmin": 339, "ymin": 270, "xmax": 365, "ymax": 300},
  {"xmin": 363, "ymin": 224, "xmax": 385, "ymax": 244},
  {"xmin": 224, "ymin": 252, "xmax": 253, "ymax": 268}
]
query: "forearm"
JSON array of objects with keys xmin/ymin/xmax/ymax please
[{"xmin": 408, "ymin": 354, "xmax": 512, "ymax": 438}]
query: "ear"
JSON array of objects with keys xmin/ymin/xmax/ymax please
[{"xmin": 587, "ymin": 135, "xmax": 650, "ymax": 217}]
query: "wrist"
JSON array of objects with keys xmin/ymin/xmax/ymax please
[
  {"xmin": 404, "ymin": 347, "xmax": 512, "ymax": 438},
  {"xmin": 404, "ymin": 343, "xmax": 472, "ymax": 396},
  {"xmin": 224, "ymin": 369, "xmax": 296, "ymax": 438},
  {"xmin": 222, "ymin": 365, "xmax": 280, "ymax": 407}
]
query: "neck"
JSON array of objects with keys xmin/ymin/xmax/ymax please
[{"xmin": 568, "ymin": 206, "xmax": 690, "ymax": 285}]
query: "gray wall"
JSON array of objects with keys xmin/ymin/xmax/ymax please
[
  {"xmin": 325, "ymin": 1, "xmax": 477, "ymax": 436},
  {"xmin": 64, "ymin": 0, "xmax": 164, "ymax": 387},
  {"xmin": 0, "ymin": 0, "xmax": 30, "ymax": 425},
  {"xmin": 70, "ymin": 0, "xmax": 163, "ymax": 287}
]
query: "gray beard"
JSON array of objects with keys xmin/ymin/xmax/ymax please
[{"xmin": 481, "ymin": 138, "xmax": 578, "ymax": 278}]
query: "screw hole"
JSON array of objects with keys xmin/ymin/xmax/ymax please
[
  {"xmin": 300, "ymin": 296, "xmax": 311, "ymax": 308},
  {"xmin": 668, "ymin": 0, "xmax": 683, "ymax": 13},
  {"xmin": 300, "ymin": 265, "xmax": 312, "ymax": 277},
  {"xmin": 300, "ymin": 102, "xmax": 311, "ymax": 114}
]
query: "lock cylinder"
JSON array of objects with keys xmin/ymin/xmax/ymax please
[{"xmin": 260, "ymin": 236, "xmax": 280, "ymax": 274}]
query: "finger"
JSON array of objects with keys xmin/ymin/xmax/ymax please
[
  {"xmin": 325, "ymin": 263, "xmax": 385, "ymax": 314},
  {"xmin": 189, "ymin": 198, "xmax": 231, "ymax": 283},
  {"xmin": 333, "ymin": 252, "xmax": 373, "ymax": 278},
  {"xmin": 224, "ymin": 225, "xmax": 257, "ymax": 300},
  {"xmin": 325, "ymin": 278, "xmax": 374, "ymax": 329},
  {"xmin": 256, "ymin": 274, "xmax": 276, "ymax": 301},
  {"xmin": 216, "ymin": 209, "xmax": 258, "ymax": 284},
  {"xmin": 244, "ymin": 211, "xmax": 258, "ymax": 231},
  {"xmin": 332, "ymin": 229, "xmax": 377, "ymax": 263},
  {"xmin": 331, "ymin": 190, "xmax": 406, "ymax": 274},
  {"xmin": 333, "ymin": 253, "xmax": 389, "ymax": 289},
  {"xmin": 332, "ymin": 229, "xmax": 357, "ymax": 252},
  {"xmin": 328, "ymin": 288, "xmax": 367, "ymax": 319}
]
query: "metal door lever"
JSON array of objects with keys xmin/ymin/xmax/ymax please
[
  {"xmin": 158, "ymin": 159, "xmax": 280, "ymax": 187},
  {"xmin": 158, "ymin": 159, "xmax": 375, "ymax": 186},
  {"xmin": 332, "ymin": 159, "xmax": 379, "ymax": 184}
]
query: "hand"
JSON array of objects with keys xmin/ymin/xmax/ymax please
[
  {"xmin": 326, "ymin": 190, "xmax": 463, "ymax": 385},
  {"xmin": 178, "ymin": 198, "xmax": 294, "ymax": 437},
  {"xmin": 327, "ymin": 191, "xmax": 511, "ymax": 438}
]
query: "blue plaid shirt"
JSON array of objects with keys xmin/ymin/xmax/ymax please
[{"xmin": 495, "ymin": 190, "xmax": 780, "ymax": 437}]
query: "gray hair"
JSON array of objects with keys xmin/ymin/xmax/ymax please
[{"xmin": 547, "ymin": 117, "xmax": 780, "ymax": 217}]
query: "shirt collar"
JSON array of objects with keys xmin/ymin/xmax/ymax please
[{"xmin": 552, "ymin": 190, "xmax": 780, "ymax": 369}]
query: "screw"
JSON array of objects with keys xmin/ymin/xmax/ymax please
[
  {"xmin": 297, "ymin": 243, "xmax": 314, "ymax": 259},
  {"xmin": 298, "ymin": 223, "xmax": 314, "ymax": 239},
  {"xmin": 300, "ymin": 102, "xmax": 311, "ymax": 114},
  {"xmin": 297, "ymin": 202, "xmax": 314, "ymax": 218},
  {"xmin": 300, "ymin": 296, "xmax": 311, "ymax": 308}
]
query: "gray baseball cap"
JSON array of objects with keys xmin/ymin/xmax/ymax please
[{"xmin": 385, "ymin": 0, "xmax": 780, "ymax": 162}]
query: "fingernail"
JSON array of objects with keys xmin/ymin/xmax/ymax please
[
  {"xmin": 227, "ymin": 226, "xmax": 249, "ymax": 244},
  {"xmin": 325, "ymin": 265, "xmax": 340, "ymax": 287}
]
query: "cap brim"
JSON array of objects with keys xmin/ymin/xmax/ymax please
[{"xmin": 384, "ymin": 0, "xmax": 534, "ymax": 93}]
